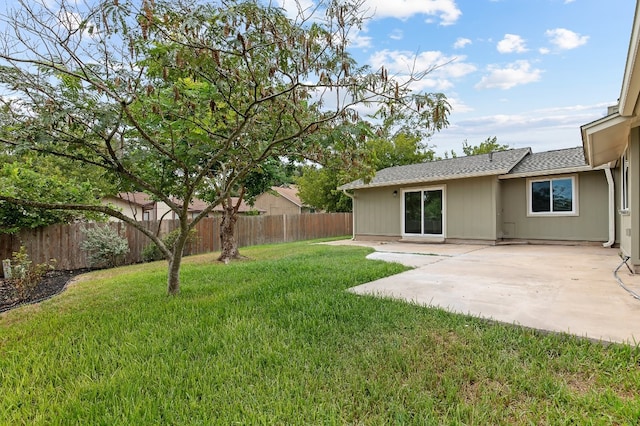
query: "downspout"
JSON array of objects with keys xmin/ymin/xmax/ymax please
[
  {"xmin": 342, "ymin": 189, "xmax": 355, "ymax": 240},
  {"xmin": 603, "ymin": 167, "xmax": 616, "ymax": 248}
]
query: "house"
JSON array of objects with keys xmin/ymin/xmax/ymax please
[
  {"xmin": 581, "ymin": 0, "xmax": 640, "ymax": 271},
  {"xmin": 253, "ymin": 185, "xmax": 314, "ymax": 215},
  {"xmin": 104, "ymin": 192, "xmax": 263, "ymax": 222},
  {"xmin": 338, "ymin": 147, "xmax": 611, "ymax": 245},
  {"xmin": 103, "ymin": 192, "xmax": 156, "ymax": 221}
]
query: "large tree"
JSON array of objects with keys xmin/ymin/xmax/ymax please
[
  {"xmin": 0, "ymin": 0, "xmax": 449, "ymax": 295},
  {"xmin": 461, "ymin": 136, "xmax": 509, "ymax": 156},
  {"xmin": 297, "ymin": 125, "xmax": 440, "ymax": 212}
]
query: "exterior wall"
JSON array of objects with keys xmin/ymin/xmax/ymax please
[
  {"xmin": 103, "ymin": 197, "xmax": 144, "ymax": 222},
  {"xmin": 500, "ymin": 170, "xmax": 608, "ymax": 241},
  {"xmin": 352, "ymin": 186, "xmax": 402, "ymax": 237},
  {"xmin": 253, "ymin": 193, "xmax": 301, "ymax": 216},
  {"xmin": 621, "ymin": 126, "xmax": 640, "ymax": 271},
  {"xmin": 613, "ymin": 163, "xmax": 623, "ymax": 247},
  {"xmin": 352, "ymin": 176, "xmax": 499, "ymax": 241},
  {"xmin": 446, "ymin": 176, "xmax": 498, "ymax": 240}
]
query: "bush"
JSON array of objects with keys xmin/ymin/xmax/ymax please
[
  {"xmin": 9, "ymin": 245, "xmax": 56, "ymax": 299},
  {"xmin": 142, "ymin": 228, "xmax": 197, "ymax": 262},
  {"xmin": 80, "ymin": 226, "xmax": 130, "ymax": 268}
]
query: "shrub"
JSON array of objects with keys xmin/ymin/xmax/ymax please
[
  {"xmin": 142, "ymin": 228, "xmax": 197, "ymax": 262},
  {"xmin": 10, "ymin": 245, "xmax": 56, "ymax": 299},
  {"xmin": 80, "ymin": 226, "xmax": 130, "ymax": 268}
]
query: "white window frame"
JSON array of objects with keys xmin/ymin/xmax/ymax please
[
  {"xmin": 621, "ymin": 149, "xmax": 630, "ymax": 213},
  {"xmin": 527, "ymin": 175, "xmax": 578, "ymax": 217},
  {"xmin": 401, "ymin": 186, "xmax": 446, "ymax": 237}
]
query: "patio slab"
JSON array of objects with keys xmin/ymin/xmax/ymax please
[{"xmin": 326, "ymin": 240, "xmax": 640, "ymax": 344}]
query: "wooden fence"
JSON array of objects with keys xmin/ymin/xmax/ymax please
[{"xmin": 0, "ymin": 213, "xmax": 352, "ymax": 273}]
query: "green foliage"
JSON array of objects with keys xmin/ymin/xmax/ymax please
[
  {"xmin": 141, "ymin": 228, "xmax": 197, "ymax": 262},
  {"xmin": 8, "ymin": 246, "xmax": 55, "ymax": 300},
  {"xmin": 0, "ymin": 242, "xmax": 639, "ymax": 424},
  {"xmin": 297, "ymin": 166, "xmax": 352, "ymax": 212},
  {"xmin": 297, "ymin": 130, "xmax": 435, "ymax": 212},
  {"xmin": 80, "ymin": 226, "xmax": 130, "ymax": 269},
  {"xmin": 369, "ymin": 132, "xmax": 437, "ymax": 170},
  {"xmin": 0, "ymin": 155, "xmax": 111, "ymax": 233},
  {"xmin": 461, "ymin": 136, "xmax": 510, "ymax": 156}
]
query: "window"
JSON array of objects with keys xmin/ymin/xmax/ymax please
[
  {"xmin": 528, "ymin": 176, "xmax": 577, "ymax": 216},
  {"xmin": 142, "ymin": 210, "xmax": 151, "ymax": 221},
  {"xmin": 402, "ymin": 187, "xmax": 445, "ymax": 236},
  {"xmin": 621, "ymin": 149, "xmax": 629, "ymax": 212}
]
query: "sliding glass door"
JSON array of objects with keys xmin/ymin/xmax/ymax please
[{"xmin": 403, "ymin": 188, "xmax": 444, "ymax": 236}]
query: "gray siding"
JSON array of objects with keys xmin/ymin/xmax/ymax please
[
  {"xmin": 446, "ymin": 176, "xmax": 498, "ymax": 240},
  {"xmin": 501, "ymin": 170, "xmax": 608, "ymax": 241},
  {"xmin": 352, "ymin": 176, "xmax": 499, "ymax": 241},
  {"xmin": 621, "ymin": 126, "xmax": 640, "ymax": 270},
  {"xmin": 353, "ymin": 186, "xmax": 402, "ymax": 237}
]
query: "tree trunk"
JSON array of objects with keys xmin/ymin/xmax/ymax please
[
  {"xmin": 166, "ymin": 223, "xmax": 190, "ymax": 295},
  {"xmin": 167, "ymin": 253, "xmax": 181, "ymax": 295},
  {"xmin": 218, "ymin": 202, "xmax": 241, "ymax": 264}
]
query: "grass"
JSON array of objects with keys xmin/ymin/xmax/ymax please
[{"xmin": 1, "ymin": 240, "xmax": 639, "ymax": 424}]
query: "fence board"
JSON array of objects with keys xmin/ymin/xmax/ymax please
[{"xmin": 0, "ymin": 213, "xmax": 352, "ymax": 275}]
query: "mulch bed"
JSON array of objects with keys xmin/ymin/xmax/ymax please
[{"xmin": 0, "ymin": 269, "xmax": 89, "ymax": 314}]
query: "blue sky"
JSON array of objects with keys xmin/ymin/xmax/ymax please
[
  {"xmin": 3, "ymin": 0, "xmax": 635, "ymax": 156},
  {"xmin": 293, "ymin": 0, "xmax": 636, "ymax": 155}
]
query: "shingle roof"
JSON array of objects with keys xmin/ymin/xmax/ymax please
[
  {"xmin": 116, "ymin": 192, "xmax": 155, "ymax": 208},
  {"xmin": 338, "ymin": 148, "xmax": 531, "ymax": 190},
  {"xmin": 271, "ymin": 185, "xmax": 304, "ymax": 207},
  {"xmin": 506, "ymin": 147, "xmax": 589, "ymax": 176}
]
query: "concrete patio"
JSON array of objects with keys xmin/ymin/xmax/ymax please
[{"xmin": 325, "ymin": 240, "xmax": 640, "ymax": 345}]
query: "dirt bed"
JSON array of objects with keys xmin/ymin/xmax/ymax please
[{"xmin": 0, "ymin": 269, "xmax": 87, "ymax": 313}]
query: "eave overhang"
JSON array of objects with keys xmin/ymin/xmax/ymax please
[
  {"xmin": 581, "ymin": 113, "xmax": 630, "ymax": 167},
  {"xmin": 499, "ymin": 165, "xmax": 596, "ymax": 180}
]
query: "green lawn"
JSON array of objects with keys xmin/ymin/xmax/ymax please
[{"xmin": 1, "ymin": 241, "xmax": 639, "ymax": 424}]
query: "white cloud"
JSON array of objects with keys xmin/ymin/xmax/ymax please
[
  {"xmin": 446, "ymin": 96, "xmax": 474, "ymax": 113},
  {"xmin": 475, "ymin": 60, "xmax": 543, "ymax": 90},
  {"xmin": 496, "ymin": 34, "xmax": 528, "ymax": 54},
  {"xmin": 367, "ymin": 49, "xmax": 476, "ymax": 92},
  {"xmin": 273, "ymin": 0, "xmax": 317, "ymax": 20},
  {"xmin": 545, "ymin": 28, "xmax": 589, "ymax": 50},
  {"xmin": 432, "ymin": 102, "xmax": 613, "ymax": 155},
  {"xmin": 453, "ymin": 37, "xmax": 472, "ymax": 49},
  {"xmin": 369, "ymin": 49, "xmax": 476, "ymax": 78},
  {"xmin": 389, "ymin": 29, "xmax": 404, "ymax": 40},
  {"xmin": 539, "ymin": 47, "xmax": 551, "ymax": 55},
  {"xmin": 277, "ymin": 0, "xmax": 461, "ymax": 26},
  {"xmin": 348, "ymin": 28, "xmax": 374, "ymax": 48},
  {"xmin": 361, "ymin": 0, "xmax": 462, "ymax": 25}
]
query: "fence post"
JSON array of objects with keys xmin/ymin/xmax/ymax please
[
  {"xmin": 283, "ymin": 214, "xmax": 287, "ymax": 242},
  {"xmin": 2, "ymin": 259, "xmax": 11, "ymax": 279}
]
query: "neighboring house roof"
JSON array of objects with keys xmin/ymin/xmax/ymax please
[
  {"xmin": 112, "ymin": 192, "xmax": 155, "ymax": 208},
  {"xmin": 177, "ymin": 197, "xmax": 263, "ymax": 214},
  {"xmin": 111, "ymin": 193, "xmax": 262, "ymax": 214},
  {"xmin": 270, "ymin": 185, "xmax": 304, "ymax": 207},
  {"xmin": 339, "ymin": 148, "xmax": 531, "ymax": 190},
  {"xmin": 501, "ymin": 147, "xmax": 592, "ymax": 179},
  {"xmin": 209, "ymin": 198, "xmax": 263, "ymax": 214}
]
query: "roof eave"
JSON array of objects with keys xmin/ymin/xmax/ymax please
[
  {"xmin": 581, "ymin": 113, "xmax": 630, "ymax": 166},
  {"xmin": 338, "ymin": 170, "xmax": 509, "ymax": 191},
  {"xmin": 620, "ymin": 0, "xmax": 640, "ymax": 117},
  {"xmin": 499, "ymin": 165, "xmax": 596, "ymax": 180}
]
